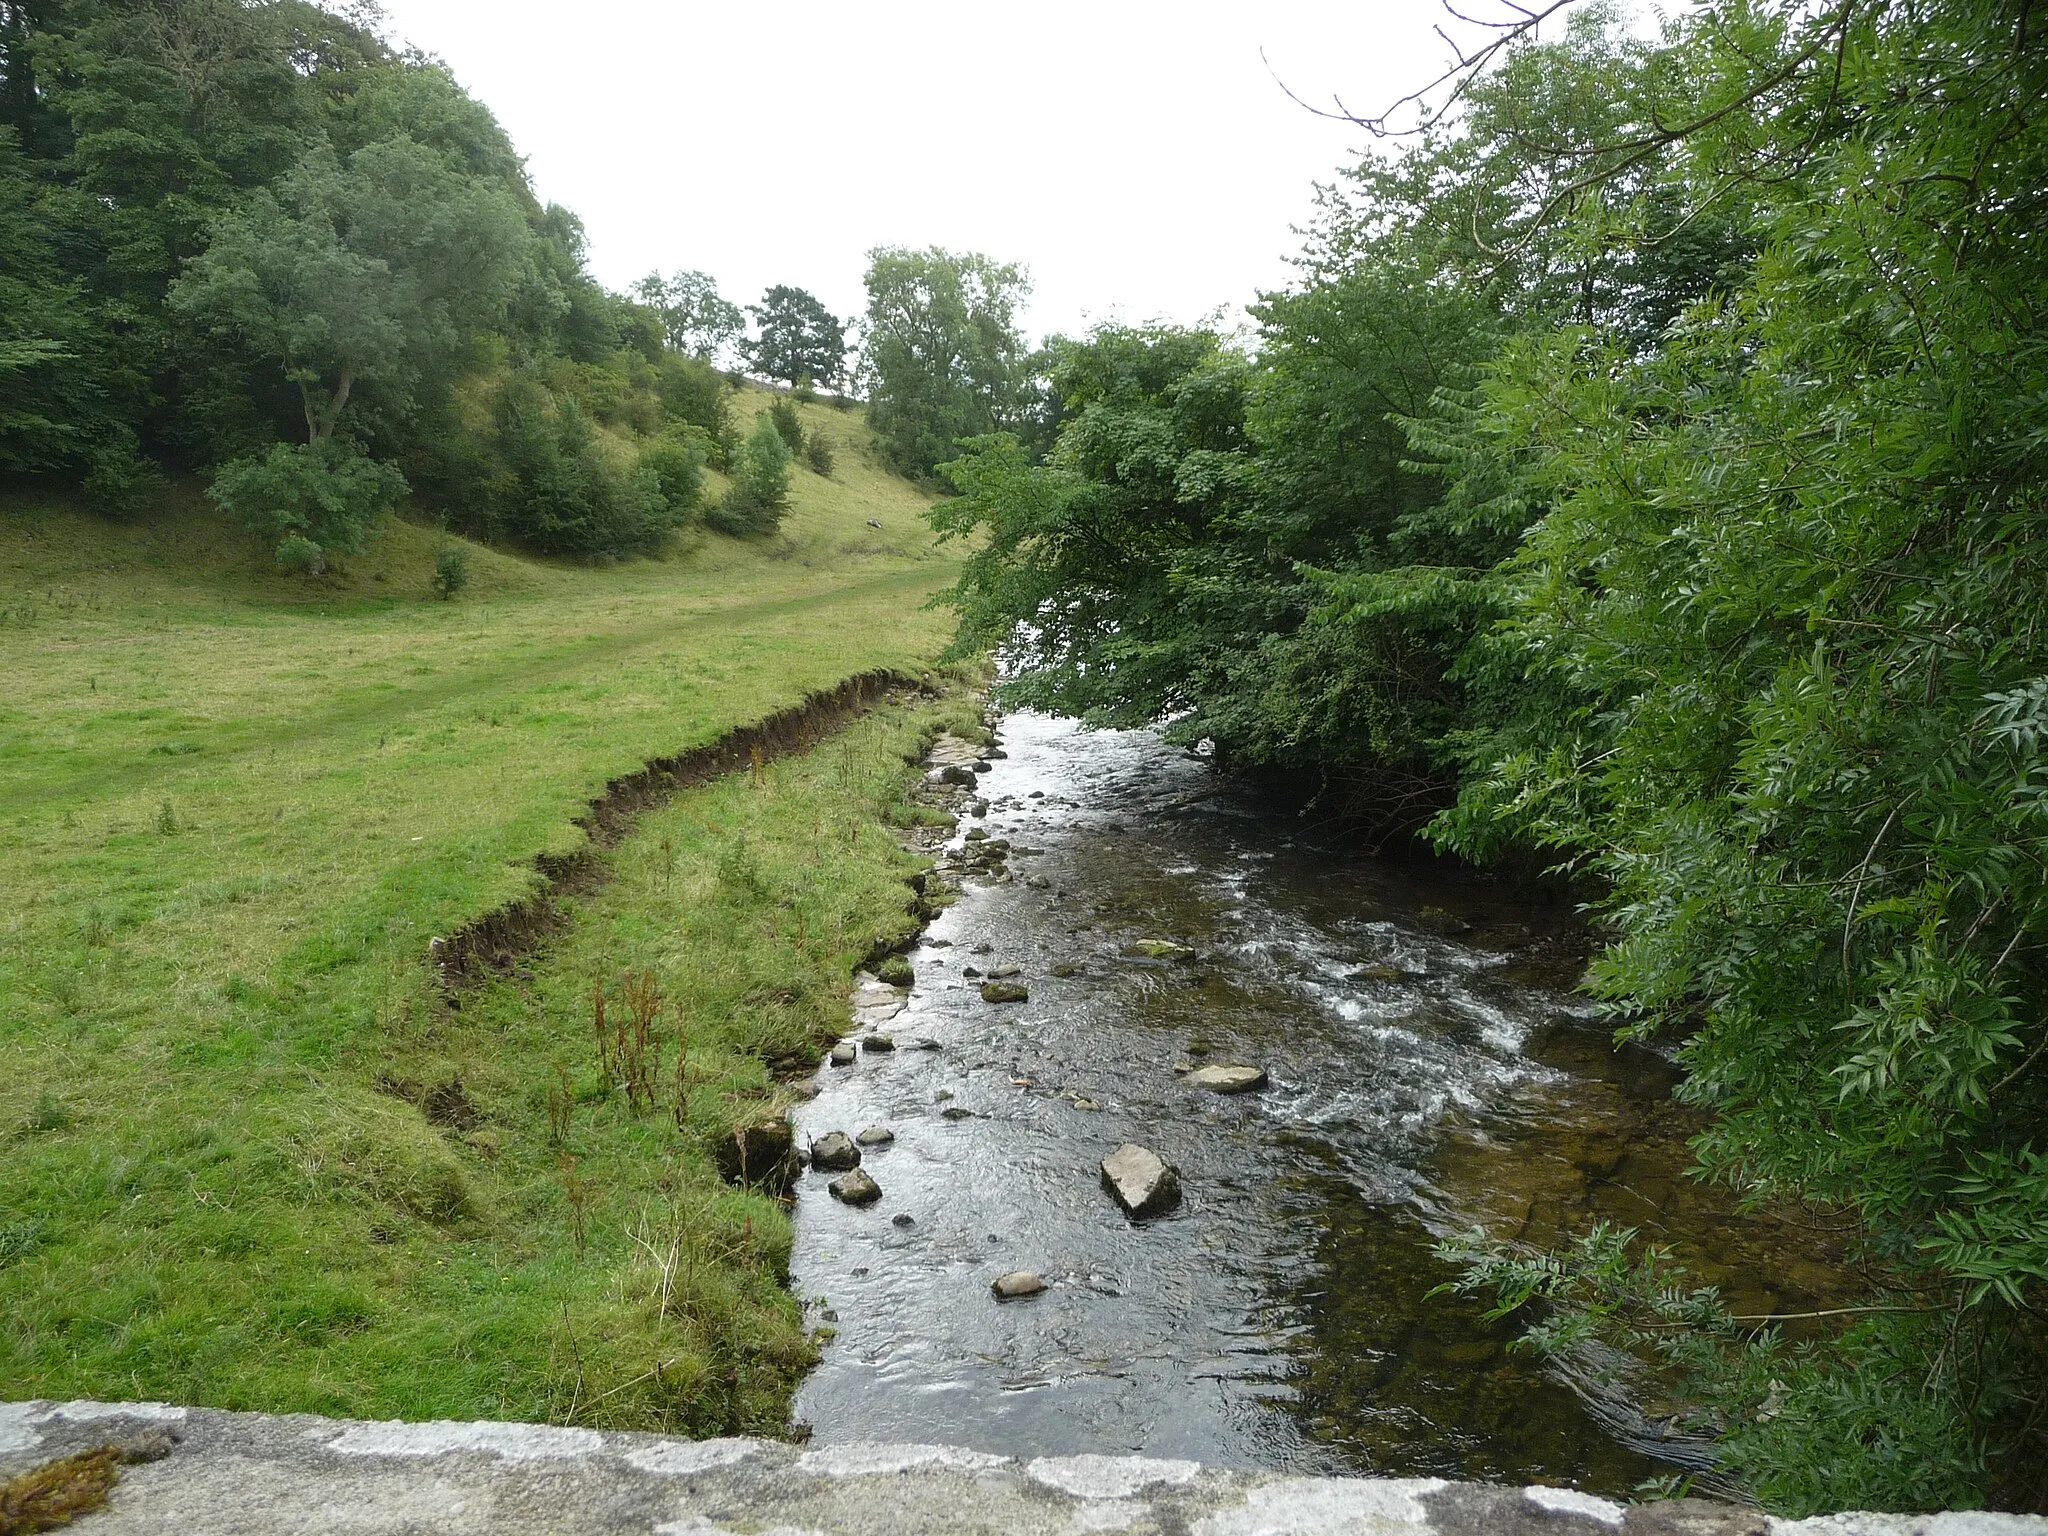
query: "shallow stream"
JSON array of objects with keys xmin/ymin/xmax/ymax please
[{"xmin": 788, "ymin": 713, "xmax": 1847, "ymax": 1494}]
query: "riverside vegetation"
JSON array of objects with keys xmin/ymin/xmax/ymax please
[{"xmin": 930, "ymin": 0, "xmax": 2048, "ymax": 1515}]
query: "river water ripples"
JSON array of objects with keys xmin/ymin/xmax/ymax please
[{"xmin": 789, "ymin": 712, "xmax": 1848, "ymax": 1493}]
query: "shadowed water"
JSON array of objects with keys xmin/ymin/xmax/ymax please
[{"xmin": 789, "ymin": 713, "xmax": 1845, "ymax": 1492}]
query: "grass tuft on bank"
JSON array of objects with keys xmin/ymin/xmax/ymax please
[{"xmin": 0, "ymin": 416, "xmax": 969, "ymax": 1429}]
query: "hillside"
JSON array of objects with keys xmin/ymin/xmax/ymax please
[{"xmin": 0, "ymin": 400, "xmax": 977, "ymax": 1431}]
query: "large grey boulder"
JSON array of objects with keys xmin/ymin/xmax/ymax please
[{"xmin": 1100, "ymin": 1143, "xmax": 1181, "ymax": 1218}]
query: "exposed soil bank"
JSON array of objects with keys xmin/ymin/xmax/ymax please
[{"xmin": 436, "ymin": 669, "xmax": 932, "ymax": 985}]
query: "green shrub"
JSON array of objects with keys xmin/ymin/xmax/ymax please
[
  {"xmin": 638, "ymin": 427, "xmax": 709, "ymax": 518},
  {"xmin": 792, "ymin": 374, "xmax": 816, "ymax": 403},
  {"xmin": 705, "ymin": 416, "xmax": 791, "ymax": 538},
  {"xmin": 208, "ymin": 438, "xmax": 408, "ymax": 571},
  {"xmin": 657, "ymin": 353, "xmax": 730, "ymax": 448},
  {"xmin": 805, "ymin": 431, "xmax": 834, "ymax": 477},
  {"xmin": 767, "ymin": 398, "xmax": 804, "ymax": 456},
  {"xmin": 432, "ymin": 545, "xmax": 469, "ymax": 600},
  {"xmin": 486, "ymin": 377, "xmax": 677, "ymax": 556}
]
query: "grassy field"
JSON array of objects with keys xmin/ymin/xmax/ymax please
[{"xmin": 0, "ymin": 388, "xmax": 977, "ymax": 1431}]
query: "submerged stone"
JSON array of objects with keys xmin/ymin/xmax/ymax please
[
  {"xmin": 992, "ymin": 1271, "xmax": 1047, "ymax": 1300},
  {"xmin": 856, "ymin": 1126, "xmax": 895, "ymax": 1147},
  {"xmin": 1125, "ymin": 938, "xmax": 1193, "ymax": 960},
  {"xmin": 827, "ymin": 1043, "xmax": 856, "ymax": 1067},
  {"xmin": 1184, "ymin": 1064, "xmax": 1268, "ymax": 1094},
  {"xmin": 980, "ymin": 980, "xmax": 1029, "ymax": 1003}
]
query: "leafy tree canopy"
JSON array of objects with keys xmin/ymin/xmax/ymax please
[
  {"xmin": 743, "ymin": 284, "xmax": 844, "ymax": 388},
  {"xmin": 861, "ymin": 245, "xmax": 1032, "ymax": 479}
]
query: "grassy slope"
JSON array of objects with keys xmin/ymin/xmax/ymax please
[{"xmin": 0, "ymin": 389, "xmax": 971, "ymax": 1430}]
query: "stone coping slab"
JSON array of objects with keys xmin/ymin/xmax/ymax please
[{"xmin": 4, "ymin": 1401, "xmax": 2043, "ymax": 1536}]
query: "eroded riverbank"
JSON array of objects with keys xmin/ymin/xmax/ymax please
[{"xmin": 788, "ymin": 712, "xmax": 1849, "ymax": 1494}]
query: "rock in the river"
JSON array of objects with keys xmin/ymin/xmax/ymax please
[
  {"xmin": 986, "ymin": 962, "xmax": 1022, "ymax": 979},
  {"xmin": 875, "ymin": 955, "xmax": 915, "ymax": 987},
  {"xmin": 810, "ymin": 1131, "xmax": 861, "ymax": 1171},
  {"xmin": 928, "ymin": 764, "xmax": 977, "ymax": 787},
  {"xmin": 992, "ymin": 1271, "xmax": 1047, "ymax": 1300},
  {"xmin": 1125, "ymin": 937, "xmax": 1194, "ymax": 960},
  {"xmin": 856, "ymin": 1125, "xmax": 895, "ymax": 1147},
  {"xmin": 1184, "ymin": 1063, "xmax": 1268, "ymax": 1094},
  {"xmin": 892, "ymin": 1212, "xmax": 916, "ymax": 1227},
  {"xmin": 1100, "ymin": 1143, "xmax": 1182, "ymax": 1218},
  {"xmin": 1360, "ymin": 964, "xmax": 1409, "ymax": 982},
  {"xmin": 829, "ymin": 1169, "xmax": 881, "ymax": 1206},
  {"xmin": 827, "ymin": 1042, "xmax": 857, "ymax": 1067},
  {"xmin": 1050, "ymin": 962, "xmax": 1079, "ymax": 978},
  {"xmin": 862, "ymin": 1034, "xmax": 896, "ymax": 1054},
  {"xmin": 1418, "ymin": 905, "xmax": 1473, "ymax": 936},
  {"xmin": 980, "ymin": 979, "xmax": 1029, "ymax": 1003}
]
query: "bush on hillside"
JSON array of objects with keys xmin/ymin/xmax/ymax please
[
  {"xmin": 805, "ymin": 431, "xmax": 834, "ymax": 477},
  {"xmin": 208, "ymin": 438, "xmax": 409, "ymax": 572},
  {"xmin": 488, "ymin": 378, "xmax": 676, "ymax": 556},
  {"xmin": 432, "ymin": 544, "xmax": 469, "ymax": 599},
  {"xmin": 705, "ymin": 416, "xmax": 791, "ymax": 538},
  {"xmin": 656, "ymin": 354, "xmax": 730, "ymax": 457},
  {"xmin": 638, "ymin": 427, "xmax": 711, "ymax": 518},
  {"xmin": 767, "ymin": 398, "xmax": 805, "ymax": 456}
]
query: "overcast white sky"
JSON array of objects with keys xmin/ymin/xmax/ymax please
[{"xmin": 368, "ymin": 2, "xmax": 1496, "ymax": 344}]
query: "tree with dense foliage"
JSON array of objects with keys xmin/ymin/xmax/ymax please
[
  {"xmin": 743, "ymin": 285, "xmax": 845, "ymax": 388},
  {"xmin": 0, "ymin": 0, "xmax": 735, "ymax": 563},
  {"xmin": 861, "ymin": 246, "xmax": 1032, "ymax": 480},
  {"xmin": 931, "ymin": 0, "xmax": 2048, "ymax": 1511},
  {"xmin": 170, "ymin": 137, "xmax": 530, "ymax": 445},
  {"xmin": 635, "ymin": 268, "xmax": 745, "ymax": 362}
]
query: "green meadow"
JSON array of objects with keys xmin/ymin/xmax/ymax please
[{"xmin": 0, "ymin": 388, "xmax": 975, "ymax": 1432}]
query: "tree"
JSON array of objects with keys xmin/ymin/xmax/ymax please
[
  {"xmin": 706, "ymin": 415, "xmax": 791, "ymax": 537},
  {"xmin": 170, "ymin": 135, "xmax": 532, "ymax": 444},
  {"xmin": 743, "ymin": 285, "xmax": 844, "ymax": 387},
  {"xmin": 633, "ymin": 269, "xmax": 744, "ymax": 362},
  {"xmin": 861, "ymin": 246, "xmax": 1031, "ymax": 479}
]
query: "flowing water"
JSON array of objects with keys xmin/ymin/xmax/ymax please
[{"xmin": 788, "ymin": 712, "xmax": 1848, "ymax": 1493}]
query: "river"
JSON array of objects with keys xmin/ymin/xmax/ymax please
[{"xmin": 787, "ymin": 712, "xmax": 1846, "ymax": 1494}]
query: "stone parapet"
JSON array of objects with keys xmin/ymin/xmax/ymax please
[{"xmin": 4, "ymin": 1401, "xmax": 2043, "ymax": 1536}]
